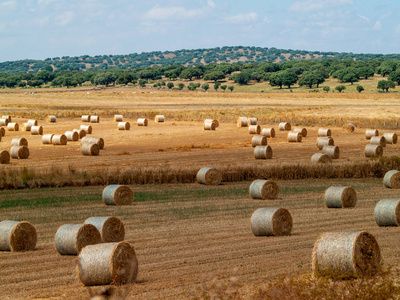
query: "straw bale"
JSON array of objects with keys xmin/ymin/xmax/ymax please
[
  {"xmin": 248, "ymin": 118, "xmax": 258, "ymax": 125},
  {"xmin": 293, "ymin": 127, "xmax": 307, "ymax": 137},
  {"xmin": 82, "ymin": 143, "xmax": 100, "ymax": 156},
  {"xmin": 0, "ymin": 220, "xmax": 37, "ymax": 252},
  {"xmin": 311, "ymin": 153, "xmax": 332, "ymax": 164},
  {"xmin": 155, "ymin": 115, "xmax": 165, "ymax": 123},
  {"xmin": 383, "ymin": 133, "xmax": 397, "ymax": 145},
  {"xmin": 118, "ymin": 122, "xmax": 130, "ymax": 130},
  {"xmin": 22, "ymin": 123, "xmax": 32, "ymax": 132},
  {"xmin": 55, "ymin": 224, "xmax": 101, "ymax": 255},
  {"xmin": 81, "ymin": 137, "xmax": 104, "ymax": 149},
  {"xmin": 52, "ymin": 134, "xmax": 68, "ymax": 145},
  {"xmin": 312, "ymin": 231, "xmax": 381, "ymax": 278},
  {"xmin": 254, "ymin": 145, "xmax": 273, "ymax": 159},
  {"xmin": 365, "ymin": 144, "xmax": 383, "ymax": 158},
  {"xmin": 10, "ymin": 146, "xmax": 29, "ymax": 159},
  {"xmin": 114, "ymin": 115, "xmax": 123, "ymax": 122},
  {"xmin": 204, "ymin": 119, "xmax": 219, "ymax": 128},
  {"xmin": 7, "ymin": 123, "xmax": 18, "ymax": 131},
  {"xmin": 103, "ymin": 185, "xmax": 133, "ymax": 206},
  {"xmin": 65, "ymin": 131, "xmax": 79, "ymax": 141},
  {"xmin": 0, "ymin": 118, "xmax": 8, "ymax": 126},
  {"xmin": 0, "ymin": 127, "xmax": 5, "ymax": 137},
  {"xmin": 249, "ymin": 125, "xmax": 261, "ymax": 134},
  {"xmin": 196, "ymin": 167, "xmax": 222, "ymax": 185},
  {"xmin": 1, "ymin": 115, "xmax": 11, "ymax": 122},
  {"xmin": 318, "ymin": 128, "xmax": 331, "ymax": 137},
  {"xmin": 204, "ymin": 122, "xmax": 216, "ymax": 130},
  {"xmin": 288, "ymin": 131, "xmax": 302, "ymax": 142},
  {"xmin": 251, "ymin": 207, "xmax": 292, "ymax": 236},
  {"xmin": 46, "ymin": 115, "xmax": 56, "ymax": 123},
  {"xmin": 42, "ymin": 134, "xmax": 54, "ymax": 145},
  {"xmin": 78, "ymin": 241, "xmax": 138, "ymax": 286},
  {"xmin": 251, "ymin": 135, "xmax": 267, "ymax": 148},
  {"xmin": 27, "ymin": 119, "xmax": 38, "ymax": 126},
  {"xmin": 81, "ymin": 115, "xmax": 91, "ymax": 122},
  {"xmin": 279, "ymin": 122, "xmax": 291, "ymax": 131},
  {"xmin": 11, "ymin": 137, "xmax": 28, "ymax": 147},
  {"xmin": 317, "ymin": 137, "xmax": 334, "ymax": 150},
  {"xmin": 343, "ymin": 123, "xmax": 355, "ymax": 132},
  {"xmin": 0, "ymin": 150, "xmax": 10, "ymax": 164},
  {"xmin": 374, "ymin": 199, "xmax": 400, "ymax": 227},
  {"xmin": 80, "ymin": 125, "xmax": 92, "ymax": 134},
  {"xmin": 322, "ymin": 145, "xmax": 339, "ymax": 159},
  {"xmin": 370, "ymin": 136, "xmax": 386, "ymax": 147},
  {"xmin": 237, "ymin": 117, "xmax": 248, "ymax": 127},
  {"xmin": 249, "ymin": 179, "xmax": 279, "ymax": 200},
  {"xmin": 90, "ymin": 116, "xmax": 100, "ymax": 123},
  {"xmin": 84, "ymin": 217, "xmax": 125, "ymax": 243},
  {"xmin": 383, "ymin": 170, "xmax": 400, "ymax": 189},
  {"xmin": 325, "ymin": 186, "xmax": 357, "ymax": 208},
  {"xmin": 365, "ymin": 129, "xmax": 379, "ymax": 140},
  {"xmin": 73, "ymin": 129, "xmax": 86, "ymax": 139},
  {"xmin": 137, "ymin": 118, "xmax": 148, "ymax": 126},
  {"xmin": 261, "ymin": 128, "xmax": 275, "ymax": 138},
  {"xmin": 31, "ymin": 126, "xmax": 43, "ymax": 135}
]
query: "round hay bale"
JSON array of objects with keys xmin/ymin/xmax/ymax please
[
  {"xmin": 46, "ymin": 115, "xmax": 56, "ymax": 123},
  {"xmin": 204, "ymin": 119, "xmax": 219, "ymax": 128},
  {"xmin": 90, "ymin": 115, "xmax": 100, "ymax": 123},
  {"xmin": 7, "ymin": 123, "xmax": 19, "ymax": 131},
  {"xmin": 383, "ymin": 133, "xmax": 397, "ymax": 145},
  {"xmin": 0, "ymin": 127, "xmax": 5, "ymax": 137},
  {"xmin": 1, "ymin": 115, "xmax": 11, "ymax": 122},
  {"xmin": 82, "ymin": 143, "xmax": 100, "ymax": 156},
  {"xmin": 10, "ymin": 146, "xmax": 29, "ymax": 159},
  {"xmin": 196, "ymin": 167, "xmax": 222, "ymax": 186},
  {"xmin": 84, "ymin": 217, "xmax": 125, "ymax": 243},
  {"xmin": 81, "ymin": 137, "xmax": 104, "ymax": 149},
  {"xmin": 261, "ymin": 128, "xmax": 275, "ymax": 138},
  {"xmin": 52, "ymin": 134, "xmax": 68, "ymax": 145},
  {"xmin": 343, "ymin": 123, "xmax": 355, "ymax": 132},
  {"xmin": 251, "ymin": 207, "xmax": 292, "ymax": 236},
  {"xmin": 249, "ymin": 125, "xmax": 261, "ymax": 134},
  {"xmin": 248, "ymin": 117, "xmax": 258, "ymax": 125},
  {"xmin": 312, "ymin": 231, "xmax": 381, "ymax": 278},
  {"xmin": 322, "ymin": 145, "xmax": 339, "ymax": 159},
  {"xmin": 249, "ymin": 179, "xmax": 279, "ymax": 200},
  {"xmin": 0, "ymin": 118, "xmax": 9, "ymax": 126},
  {"xmin": 137, "ymin": 118, "xmax": 148, "ymax": 126},
  {"xmin": 279, "ymin": 122, "xmax": 291, "ymax": 131},
  {"xmin": 251, "ymin": 135, "xmax": 267, "ymax": 148},
  {"xmin": 55, "ymin": 224, "xmax": 101, "ymax": 255},
  {"xmin": 237, "ymin": 117, "xmax": 248, "ymax": 127},
  {"xmin": 31, "ymin": 126, "xmax": 43, "ymax": 135},
  {"xmin": 73, "ymin": 129, "xmax": 86, "ymax": 139},
  {"xmin": 318, "ymin": 128, "xmax": 331, "ymax": 137},
  {"xmin": 325, "ymin": 186, "xmax": 357, "ymax": 208},
  {"xmin": 370, "ymin": 136, "xmax": 386, "ymax": 147},
  {"xmin": 0, "ymin": 150, "xmax": 10, "ymax": 164},
  {"xmin": 65, "ymin": 131, "xmax": 79, "ymax": 141},
  {"xmin": 118, "ymin": 122, "xmax": 130, "ymax": 130},
  {"xmin": 365, "ymin": 144, "xmax": 383, "ymax": 158},
  {"xmin": 317, "ymin": 137, "xmax": 334, "ymax": 150},
  {"xmin": 81, "ymin": 115, "xmax": 91, "ymax": 122},
  {"xmin": 383, "ymin": 170, "xmax": 400, "ymax": 189},
  {"xmin": 311, "ymin": 153, "xmax": 332, "ymax": 164},
  {"xmin": 204, "ymin": 122, "xmax": 216, "ymax": 130},
  {"xmin": 114, "ymin": 114, "xmax": 123, "ymax": 122},
  {"xmin": 80, "ymin": 125, "xmax": 92, "ymax": 134},
  {"xmin": 27, "ymin": 119, "xmax": 38, "ymax": 126},
  {"xmin": 293, "ymin": 127, "xmax": 307, "ymax": 137},
  {"xmin": 11, "ymin": 137, "xmax": 28, "ymax": 147},
  {"xmin": 288, "ymin": 131, "xmax": 302, "ymax": 142},
  {"xmin": 42, "ymin": 134, "xmax": 54, "ymax": 145},
  {"xmin": 103, "ymin": 185, "xmax": 133, "ymax": 206},
  {"xmin": 365, "ymin": 129, "xmax": 379, "ymax": 140},
  {"xmin": 0, "ymin": 220, "xmax": 37, "ymax": 252},
  {"xmin": 22, "ymin": 122, "xmax": 32, "ymax": 132},
  {"xmin": 155, "ymin": 115, "xmax": 165, "ymax": 123},
  {"xmin": 374, "ymin": 199, "xmax": 400, "ymax": 227},
  {"xmin": 254, "ymin": 145, "xmax": 273, "ymax": 159},
  {"xmin": 77, "ymin": 241, "xmax": 138, "ymax": 286}
]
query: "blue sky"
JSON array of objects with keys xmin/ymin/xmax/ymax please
[{"xmin": 0, "ymin": 0, "xmax": 399, "ymax": 62}]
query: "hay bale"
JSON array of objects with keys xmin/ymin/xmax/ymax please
[
  {"xmin": 118, "ymin": 122, "xmax": 130, "ymax": 130},
  {"xmin": 0, "ymin": 221, "xmax": 37, "ymax": 251},
  {"xmin": 261, "ymin": 128, "xmax": 275, "ymax": 138},
  {"xmin": 7, "ymin": 123, "xmax": 19, "ymax": 131},
  {"xmin": 288, "ymin": 131, "xmax": 302, "ymax": 142},
  {"xmin": 90, "ymin": 115, "xmax": 100, "ymax": 123},
  {"xmin": 1, "ymin": 115, "xmax": 11, "ymax": 122},
  {"xmin": 204, "ymin": 119, "xmax": 219, "ymax": 128},
  {"xmin": 204, "ymin": 122, "xmax": 216, "ymax": 130},
  {"xmin": 46, "ymin": 115, "xmax": 56, "ymax": 123},
  {"xmin": 312, "ymin": 231, "xmax": 381, "ymax": 278},
  {"xmin": 52, "ymin": 134, "xmax": 68, "ymax": 145},
  {"xmin": 248, "ymin": 117, "xmax": 258, "ymax": 125},
  {"xmin": 318, "ymin": 128, "xmax": 331, "ymax": 137},
  {"xmin": 249, "ymin": 179, "xmax": 279, "ymax": 200},
  {"xmin": 0, "ymin": 118, "xmax": 9, "ymax": 126},
  {"xmin": 80, "ymin": 125, "xmax": 92, "ymax": 134},
  {"xmin": 370, "ymin": 136, "xmax": 386, "ymax": 147},
  {"xmin": 254, "ymin": 145, "xmax": 273, "ymax": 159},
  {"xmin": 27, "ymin": 119, "xmax": 38, "ymax": 126},
  {"xmin": 22, "ymin": 122, "xmax": 32, "ymax": 132},
  {"xmin": 322, "ymin": 145, "xmax": 339, "ymax": 159},
  {"xmin": 0, "ymin": 150, "xmax": 10, "ymax": 164},
  {"xmin": 374, "ymin": 199, "xmax": 400, "ymax": 227},
  {"xmin": 365, "ymin": 144, "xmax": 383, "ymax": 157},
  {"xmin": 325, "ymin": 186, "xmax": 357, "ymax": 208},
  {"xmin": 383, "ymin": 133, "xmax": 397, "ymax": 145},
  {"xmin": 81, "ymin": 115, "xmax": 91, "ymax": 122},
  {"xmin": 84, "ymin": 217, "xmax": 125, "ymax": 243},
  {"xmin": 317, "ymin": 137, "xmax": 334, "ymax": 150},
  {"xmin": 383, "ymin": 170, "xmax": 400, "ymax": 189},
  {"xmin": 137, "ymin": 118, "xmax": 148, "ymax": 126},
  {"xmin": 366, "ymin": 129, "xmax": 379, "ymax": 140},
  {"xmin": 155, "ymin": 115, "xmax": 165, "ymax": 123},
  {"xmin": 31, "ymin": 126, "xmax": 43, "ymax": 135},
  {"xmin": 249, "ymin": 125, "xmax": 261, "ymax": 134},
  {"xmin": 311, "ymin": 153, "xmax": 332, "ymax": 164},
  {"xmin": 279, "ymin": 122, "xmax": 291, "ymax": 131},
  {"xmin": 103, "ymin": 185, "xmax": 133, "ymax": 206},
  {"xmin": 11, "ymin": 137, "xmax": 28, "ymax": 147},
  {"xmin": 0, "ymin": 127, "xmax": 5, "ymax": 137},
  {"xmin": 82, "ymin": 143, "xmax": 100, "ymax": 156},
  {"xmin": 42, "ymin": 134, "xmax": 54, "ymax": 145},
  {"xmin": 251, "ymin": 207, "xmax": 292, "ymax": 236},
  {"xmin": 114, "ymin": 115, "xmax": 123, "ymax": 122},
  {"xmin": 65, "ymin": 131, "xmax": 79, "ymax": 141},
  {"xmin": 293, "ymin": 127, "xmax": 307, "ymax": 137},
  {"xmin": 81, "ymin": 137, "xmax": 104, "ymax": 149},
  {"xmin": 73, "ymin": 129, "xmax": 86, "ymax": 139},
  {"xmin": 196, "ymin": 167, "xmax": 222, "ymax": 185},
  {"xmin": 343, "ymin": 123, "xmax": 355, "ymax": 132},
  {"xmin": 251, "ymin": 135, "xmax": 267, "ymax": 148},
  {"xmin": 55, "ymin": 224, "xmax": 101, "ymax": 255},
  {"xmin": 10, "ymin": 146, "xmax": 29, "ymax": 159},
  {"xmin": 77, "ymin": 241, "xmax": 138, "ymax": 286},
  {"xmin": 237, "ymin": 117, "xmax": 248, "ymax": 127}
]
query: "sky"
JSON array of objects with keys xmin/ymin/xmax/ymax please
[{"xmin": 0, "ymin": 0, "xmax": 399, "ymax": 62}]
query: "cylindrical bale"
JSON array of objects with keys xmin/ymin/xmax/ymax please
[
  {"xmin": 365, "ymin": 144, "xmax": 383, "ymax": 158},
  {"xmin": 10, "ymin": 146, "xmax": 29, "ymax": 159},
  {"xmin": 322, "ymin": 145, "xmax": 339, "ymax": 159},
  {"xmin": 318, "ymin": 128, "xmax": 331, "ymax": 137},
  {"xmin": 81, "ymin": 115, "xmax": 91, "ymax": 122},
  {"xmin": 366, "ymin": 129, "xmax": 379, "ymax": 140},
  {"xmin": 0, "ymin": 221, "xmax": 37, "ymax": 252},
  {"xmin": 52, "ymin": 134, "xmax": 68, "ymax": 145},
  {"xmin": 137, "ymin": 118, "xmax": 148, "ymax": 126},
  {"xmin": 0, "ymin": 150, "xmax": 10, "ymax": 164},
  {"xmin": 0, "ymin": 127, "xmax": 5, "ymax": 137},
  {"xmin": 204, "ymin": 122, "xmax": 216, "ymax": 130},
  {"xmin": 249, "ymin": 179, "xmax": 279, "ymax": 200},
  {"xmin": 0, "ymin": 118, "xmax": 9, "ymax": 126},
  {"xmin": 114, "ymin": 115, "xmax": 123, "ymax": 122},
  {"xmin": 103, "ymin": 185, "xmax": 134, "ymax": 206},
  {"xmin": 342, "ymin": 123, "xmax": 355, "ymax": 132},
  {"xmin": 311, "ymin": 153, "xmax": 332, "ymax": 164},
  {"xmin": 65, "ymin": 131, "xmax": 79, "ymax": 141},
  {"xmin": 288, "ymin": 131, "xmax": 302, "ymax": 142},
  {"xmin": 46, "ymin": 115, "xmax": 56, "ymax": 123},
  {"xmin": 80, "ymin": 125, "xmax": 92, "ymax": 134},
  {"xmin": 325, "ymin": 186, "xmax": 357, "ymax": 208},
  {"xmin": 251, "ymin": 135, "xmax": 267, "ymax": 148},
  {"xmin": 383, "ymin": 170, "xmax": 400, "ymax": 189},
  {"xmin": 249, "ymin": 125, "xmax": 261, "ymax": 134},
  {"xmin": 84, "ymin": 217, "xmax": 125, "ymax": 243},
  {"xmin": 82, "ymin": 143, "xmax": 100, "ymax": 156},
  {"xmin": 196, "ymin": 167, "xmax": 222, "ymax": 185},
  {"xmin": 11, "ymin": 137, "xmax": 28, "ymax": 147},
  {"xmin": 248, "ymin": 117, "xmax": 258, "ymax": 125},
  {"xmin": 204, "ymin": 119, "xmax": 219, "ymax": 128},
  {"xmin": 42, "ymin": 134, "xmax": 54, "ymax": 145},
  {"xmin": 1, "ymin": 115, "xmax": 11, "ymax": 122},
  {"xmin": 31, "ymin": 126, "xmax": 43, "ymax": 135},
  {"xmin": 55, "ymin": 224, "xmax": 101, "ymax": 255},
  {"xmin": 370, "ymin": 136, "xmax": 386, "ymax": 147},
  {"xmin": 7, "ymin": 123, "xmax": 19, "ymax": 131},
  {"xmin": 22, "ymin": 122, "xmax": 32, "ymax": 132},
  {"xmin": 374, "ymin": 199, "xmax": 400, "ymax": 226},
  {"xmin": 27, "ymin": 119, "xmax": 38, "ymax": 126},
  {"xmin": 279, "ymin": 122, "xmax": 291, "ymax": 131},
  {"xmin": 90, "ymin": 115, "xmax": 100, "ymax": 123},
  {"xmin": 254, "ymin": 145, "xmax": 273, "ymax": 159},
  {"xmin": 312, "ymin": 231, "xmax": 381, "ymax": 278},
  {"xmin": 237, "ymin": 117, "xmax": 248, "ymax": 127},
  {"xmin": 77, "ymin": 241, "xmax": 138, "ymax": 286},
  {"xmin": 155, "ymin": 115, "xmax": 165, "ymax": 123},
  {"xmin": 383, "ymin": 133, "xmax": 397, "ymax": 145},
  {"xmin": 251, "ymin": 207, "xmax": 292, "ymax": 236},
  {"xmin": 73, "ymin": 129, "xmax": 86, "ymax": 139},
  {"xmin": 293, "ymin": 127, "xmax": 307, "ymax": 137},
  {"xmin": 81, "ymin": 137, "xmax": 104, "ymax": 149},
  {"xmin": 261, "ymin": 128, "xmax": 275, "ymax": 138},
  {"xmin": 118, "ymin": 122, "xmax": 131, "ymax": 130},
  {"xmin": 317, "ymin": 137, "xmax": 334, "ymax": 150}
]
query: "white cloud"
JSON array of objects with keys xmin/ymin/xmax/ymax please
[
  {"xmin": 221, "ymin": 12, "xmax": 258, "ymax": 24},
  {"xmin": 358, "ymin": 15, "xmax": 370, "ymax": 23},
  {"xmin": 54, "ymin": 11, "xmax": 75, "ymax": 26},
  {"xmin": 143, "ymin": 2, "xmax": 214, "ymax": 21},
  {"xmin": 373, "ymin": 20, "xmax": 382, "ymax": 30},
  {"xmin": 38, "ymin": 0, "xmax": 56, "ymax": 6},
  {"xmin": 289, "ymin": 0, "xmax": 354, "ymax": 13}
]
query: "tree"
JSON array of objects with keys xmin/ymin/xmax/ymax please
[
  {"xmin": 27, "ymin": 79, "xmax": 44, "ymax": 87},
  {"xmin": 139, "ymin": 79, "xmax": 147, "ymax": 87},
  {"xmin": 220, "ymin": 84, "xmax": 227, "ymax": 91},
  {"xmin": 377, "ymin": 80, "xmax": 395, "ymax": 92},
  {"xmin": 214, "ymin": 81, "xmax": 221, "ymax": 91},
  {"xmin": 341, "ymin": 72, "xmax": 358, "ymax": 84},
  {"xmin": 251, "ymin": 71, "xmax": 264, "ymax": 82},
  {"xmin": 335, "ymin": 85, "xmax": 346, "ymax": 93},
  {"xmin": 357, "ymin": 66, "xmax": 375, "ymax": 79},
  {"xmin": 298, "ymin": 73, "xmax": 317, "ymax": 88},
  {"xmin": 201, "ymin": 84, "xmax": 209, "ymax": 91},
  {"xmin": 268, "ymin": 73, "xmax": 283, "ymax": 89},
  {"xmin": 228, "ymin": 86, "xmax": 234, "ymax": 92},
  {"xmin": 234, "ymin": 72, "xmax": 251, "ymax": 85},
  {"xmin": 281, "ymin": 70, "xmax": 298, "ymax": 88},
  {"xmin": 356, "ymin": 85, "xmax": 364, "ymax": 93},
  {"xmin": 178, "ymin": 83, "xmax": 185, "ymax": 90},
  {"xmin": 323, "ymin": 86, "xmax": 330, "ymax": 93},
  {"xmin": 93, "ymin": 72, "xmax": 118, "ymax": 86},
  {"xmin": 388, "ymin": 70, "xmax": 400, "ymax": 85},
  {"xmin": 203, "ymin": 71, "xmax": 225, "ymax": 82},
  {"xmin": 167, "ymin": 82, "xmax": 174, "ymax": 89}
]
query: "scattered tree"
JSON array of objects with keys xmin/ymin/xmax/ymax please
[
  {"xmin": 178, "ymin": 83, "xmax": 185, "ymax": 90},
  {"xmin": 228, "ymin": 86, "xmax": 234, "ymax": 92},
  {"xmin": 201, "ymin": 84, "xmax": 209, "ymax": 91},
  {"xmin": 220, "ymin": 84, "xmax": 227, "ymax": 91},
  {"xmin": 167, "ymin": 82, "xmax": 174, "ymax": 89},
  {"xmin": 356, "ymin": 85, "xmax": 364, "ymax": 93},
  {"xmin": 335, "ymin": 85, "xmax": 346, "ymax": 93},
  {"xmin": 323, "ymin": 86, "xmax": 330, "ymax": 93},
  {"xmin": 377, "ymin": 80, "xmax": 395, "ymax": 92}
]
